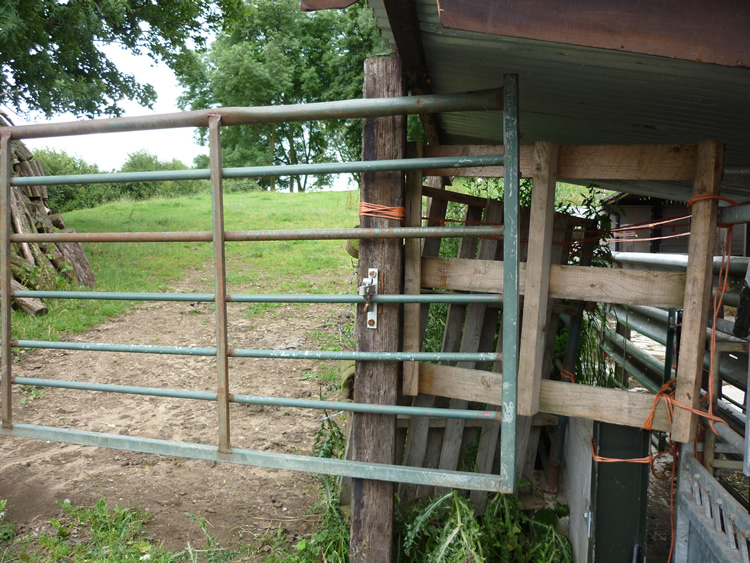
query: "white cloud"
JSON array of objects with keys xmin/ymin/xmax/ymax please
[{"xmin": 19, "ymin": 44, "xmax": 207, "ymax": 172}]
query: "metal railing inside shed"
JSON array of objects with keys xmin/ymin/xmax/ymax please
[{"xmin": 0, "ymin": 88, "xmax": 519, "ymax": 493}]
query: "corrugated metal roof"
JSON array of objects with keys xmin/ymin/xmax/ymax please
[{"xmin": 368, "ymin": 0, "xmax": 750, "ymax": 202}]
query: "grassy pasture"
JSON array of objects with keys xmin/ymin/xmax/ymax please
[{"xmin": 11, "ymin": 189, "xmax": 360, "ymax": 342}]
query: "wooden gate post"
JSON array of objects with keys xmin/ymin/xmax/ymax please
[{"xmin": 350, "ymin": 56, "xmax": 406, "ymax": 562}]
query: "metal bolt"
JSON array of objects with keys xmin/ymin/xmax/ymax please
[
  {"xmin": 368, "ymin": 319, "xmax": 375, "ymax": 327},
  {"xmin": 369, "ymin": 269, "xmax": 376, "ymax": 277}
]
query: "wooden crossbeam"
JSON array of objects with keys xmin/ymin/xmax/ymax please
[
  {"xmin": 421, "ymin": 143, "xmax": 697, "ymax": 181},
  {"xmin": 418, "ymin": 364, "xmax": 671, "ymax": 432},
  {"xmin": 421, "ymin": 258, "xmax": 686, "ymax": 308}
]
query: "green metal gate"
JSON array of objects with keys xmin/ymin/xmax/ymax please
[{"xmin": 0, "ymin": 84, "xmax": 521, "ymax": 492}]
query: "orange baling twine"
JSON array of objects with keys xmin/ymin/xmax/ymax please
[
  {"xmin": 560, "ymin": 368, "xmax": 576, "ymax": 384},
  {"xmin": 359, "ymin": 202, "xmax": 405, "ymax": 222}
]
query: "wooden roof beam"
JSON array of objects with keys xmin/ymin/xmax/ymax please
[
  {"xmin": 438, "ymin": 0, "xmax": 750, "ymax": 69},
  {"xmin": 381, "ymin": 0, "xmax": 441, "ymax": 145}
]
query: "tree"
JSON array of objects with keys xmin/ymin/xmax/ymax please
[
  {"xmin": 0, "ymin": 0, "xmax": 241, "ymax": 118},
  {"xmin": 119, "ymin": 150, "xmax": 208, "ymax": 200},
  {"xmin": 34, "ymin": 148, "xmax": 116, "ymax": 212},
  {"xmin": 177, "ymin": 0, "xmax": 389, "ymax": 192}
]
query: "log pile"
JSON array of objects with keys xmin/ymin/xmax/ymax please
[{"xmin": 1, "ymin": 113, "xmax": 96, "ymax": 315}]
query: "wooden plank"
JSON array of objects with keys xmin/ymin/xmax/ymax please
[
  {"xmin": 419, "ymin": 363, "xmax": 502, "ymax": 404},
  {"xmin": 380, "ymin": 0, "xmax": 441, "ymax": 144},
  {"xmin": 517, "ymin": 213, "xmax": 569, "ymax": 482},
  {"xmin": 436, "ymin": 201, "xmax": 503, "ymax": 489},
  {"xmin": 422, "ymin": 143, "xmax": 697, "ymax": 181},
  {"xmin": 396, "ymin": 414, "xmax": 557, "ymax": 429},
  {"xmin": 422, "ymin": 144, "xmax": 533, "ymax": 177},
  {"xmin": 672, "ymin": 140, "xmax": 725, "ymax": 444},
  {"xmin": 422, "ymin": 184, "xmax": 488, "ymax": 208},
  {"xmin": 518, "ymin": 141, "xmax": 559, "ymax": 416},
  {"xmin": 438, "ymin": 0, "xmax": 750, "ymax": 69},
  {"xmin": 350, "ymin": 56, "xmax": 405, "ymax": 563},
  {"xmin": 421, "ymin": 258, "xmax": 686, "ymax": 307},
  {"xmin": 402, "ymin": 151, "xmax": 423, "ymax": 396},
  {"xmin": 399, "ymin": 176, "xmax": 448, "ymax": 507},
  {"xmin": 558, "ymin": 144, "xmax": 697, "ymax": 181},
  {"xmin": 418, "ymin": 364, "xmax": 672, "ymax": 432}
]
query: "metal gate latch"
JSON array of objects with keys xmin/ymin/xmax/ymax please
[{"xmin": 359, "ymin": 268, "xmax": 378, "ymax": 329}]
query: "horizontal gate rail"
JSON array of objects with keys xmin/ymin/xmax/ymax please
[
  {"xmin": 0, "ymin": 88, "xmax": 502, "ymax": 140},
  {"xmin": 8, "ymin": 377, "xmax": 502, "ymax": 421},
  {"xmin": 10, "ymin": 291, "xmax": 504, "ymax": 305},
  {"xmin": 12, "ymin": 225, "xmax": 504, "ymax": 244},
  {"xmin": 9, "ymin": 339, "xmax": 498, "ymax": 363},
  {"xmin": 0, "ymin": 423, "xmax": 503, "ymax": 491},
  {"xmin": 11, "ymin": 155, "xmax": 504, "ymax": 186}
]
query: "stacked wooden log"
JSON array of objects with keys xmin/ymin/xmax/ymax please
[{"xmin": 2, "ymin": 113, "xmax": 96, "ymax": 315}]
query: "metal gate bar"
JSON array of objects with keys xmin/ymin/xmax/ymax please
[
  {"xmin": 11, "ymin": 155, "xmax": 505, "ymax": 186},
  {"xmin": 12, "ymin": 291, "xmax": 505, "ymax": 304},
  {"xmin": 2, "ymin": 89, "xmax": 502, "ymax": 140},
  {"xmin": 0, "ymin": 423, "xmax": 503, "ymax": 492},
  {"xmin": 11, "ymin": 340, "xmax": 497, "ymax": 363},
  {"xmin": 8, "ymin": 377, "xmax": 502, "ymax": 421},
  {"xmin": 13, "ymin": 224, "xmax": 504, "ymax": 243},
  {"xmin": 0, "ymin": 89, "xmax": 515, "ymax": 491}
]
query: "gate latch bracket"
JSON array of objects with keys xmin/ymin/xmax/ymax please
[{"xmin": 359, "ymin": 268, "xmax": 378, "ymax": 329}]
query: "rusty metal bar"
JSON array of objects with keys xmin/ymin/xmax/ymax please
[
  {"xmin": 209, "ymin": 115, "xmax": 231, "ymax": 453},
  {"xmin": 12, "ymin": 224, "xmax": 504, "ymax": 244},
  {"xmin": 0, "ymin": 133, "xmax": 11, "ymax": 429},
  {"xmin": 0, "ymin": 89, "xmax": 503, "ymax": 140}
]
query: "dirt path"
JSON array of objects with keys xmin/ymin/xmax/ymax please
[{"xmin": 0, "ymin": 266, "xmax": 353, "ymax": 553}]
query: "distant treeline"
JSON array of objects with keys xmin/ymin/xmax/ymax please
[{"xmin": 33, "ymin": 149, "xmax": 265, "ymax": 212}]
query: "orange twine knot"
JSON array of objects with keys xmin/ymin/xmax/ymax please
[{"xmin": 359, "ymin": 202, "xmax": 405, "ymax": 222}]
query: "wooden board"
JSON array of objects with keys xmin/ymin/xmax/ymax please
[
  {"xmin": 421, "ymin": 258, "xmax": 686, "ymax": 307},
  {"xmin": 421, "ymin": 143, "xmax": 698, "ymax": 181},
  {"xmin": 418, "ymin": 364, "xmax": 672, "ymax": 432},
  {"xmin": 672, "ymin": 140, "xmax": 725, "ymax": 443},
  {"xmin": 438, "ymin": 0, "xmax": 750, "ymax": 69},
  {"xmin": 350, "ymin": 56, "xmax": 405, "ymax": 563},
  {"xmin": 399, "ymin": 176, "xmax": 448, "ymax": 506},
  {"xmin": 435, "ymin": 200, "xmax": 503, "ymax": 490},
  {"xmin": 421, "ymin": 185, "xmax": 489, "ymax": 208},
  {"xmin": 518, "ymin": 141, "xmax": 559, "ymax": 416}
]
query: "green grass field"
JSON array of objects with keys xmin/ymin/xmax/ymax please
[{"xmin": 11, "ymin": 189, "xmax": 360, "ymax": 342}]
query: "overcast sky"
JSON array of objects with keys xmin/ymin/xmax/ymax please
[{"xmin": 18, "ymin": 45, "xmax": 207, "ymax": 172}]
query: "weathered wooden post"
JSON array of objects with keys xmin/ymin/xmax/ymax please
[{"xmin": 350, "ymin": 56, "xmax": 406, "ymax": 562}]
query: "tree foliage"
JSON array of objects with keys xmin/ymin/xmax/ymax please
[
  {"xmin": 177, "ymin": 0, "xmax": 390, "ymax": 191},
  {"xmin": 35, "ymin": 148, "xmax": 206, "ymax": 212},
  {"xmin": 0, "ymin": 0, "xmax": 241, "ymax": 117}
]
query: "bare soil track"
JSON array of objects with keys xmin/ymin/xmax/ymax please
[{"xmin": 0, "ymin": 266, "xmax": 352, "ymax": 553}]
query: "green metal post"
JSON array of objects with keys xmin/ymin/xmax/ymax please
[
  {"xmin": 0, "ymin": 133, "xmax": 11, "ymax": 428},
  {"xmin": 500, "ymin": 74, "xmax": 520, "ymax": 492},
  {"xmin": 209, "ymin": 115, "xmax": 231, "ymax": 453}
]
